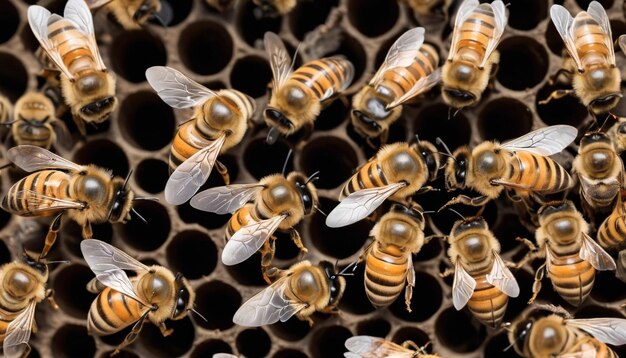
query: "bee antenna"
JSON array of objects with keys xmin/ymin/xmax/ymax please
[
  {"xmin": 447, "ymin": 208, "xmax": 465, "ymax": 220},
  {"xmin": 151, "ymin": 12, "xmax": 167, "ymax": 27},
  {"xmin": 314, "ymin": 205, "xmax": 327, "ymax": 217},
  {"xmin": 131, "ymin": 208, "xmax": 148, "ymax": 224},
  {"xmin": 133, "ymin": 197, "xmax": 159, "ymax": 202},
  {"xmin": 305, "ymin": 171, "xmax": 320, "ymax": 184},
  {"xmin": 422, "ymin": 210, "xmax": 436, "ymax": 215},
  {"xmin": 282, "ymin": 149, "xmax": 293, "ymax": 176},
  {"xmin": 435, "ymin": 137, "xmax": 455, "ymax": 160},
  {"xmin": 337, "ymin": 260, "xmax": 358, "ymax": 276},
  {"xmin": 40, "ymin": 259, "xmax": 71, "ymax": 265},
  {"xmin": 188, "ymin": 308, "xmax": 208, "ymax": 322},
  {"xmin": 414, "ymin": 134, "xmax": 421, "ymax": 145},
  {"xmin": 122, "ymin": 169, "xmax": 133, "ymax": 191},
  {"xmin": 503, "ymin": 321, "xmax": 532, "ymax": 352}
]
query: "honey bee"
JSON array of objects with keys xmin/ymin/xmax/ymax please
[
  {"xmin": 516, "ymin": 201, "xmax": 615, "ymax": 306},
  {"xmin": 28, "ymin": 0, "xmax": 118, "ymax": 136},
  {"xmin": 607, "ymin": 116, "xmax": 626, "ymax": 154},
  {"xmin": 441, "ymin": 125, "xmax": 576, "ymax": 210},
  {"xmin": 0, "ymin": 146, "xmax": 147, "ymax": 259},
  {"xmin": 145, "ymin": 66, "xmax": 256, "ymax": 205},
  {"xmin": 507, "ymin": 308, "xmax": 626, "ymax": 358},
  {"xmin": 344, "ymin": 336, "xmax": 438, "ymax": 358},
  {"xmin": 81, "ymin": 239, "xmax": 197, "ymax": 354},
  {"xmin": 253, "ymin": 0, "xmax": 297, "ymax": 17},
  {"xmin": 84, "ymin": 0, "xmax": 172, "ymax": 29},
  {"xmin": 597, "ymin": 197, "xmax": 626, "ymax": 250},
  {"xmin": 540, "ymin": 2, "xmax": 622, "ymax": 115},
  {"xmin": 263, "ymin": 32, "xmax": 354, "ymax": 144},
  {"xmin": 440, "ymin": 215, "xmax": 519, "ymax": 328},
  {"xmin": 441, "ymin": 0, "xmax": 507, "ymax": 110},
  {"xmin": 190, "ymin": 167, "xmax": 318, "ymax": 281},
  {"xmin": 0, "ymin": 252, "xmax": 56, "ymax": 358},
  {"xmin": 233, "ymin": 260, "xmax": 345, "ymax": 326},
  {"xmin": 326, "ymin": 140, "xmax": 440, "ymax": 228},
  {"xmin": 351, "ymin": 27, "xmax": 441, "ymax": 146}
]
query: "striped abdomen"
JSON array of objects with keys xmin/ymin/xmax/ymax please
[
  {"xmin": 2, "ymin": 170, "xmax": 71, "ymax": 216},
  {"xmin": 364, "ymin": 242, "xmax": 410, "ymax": 308},
  {"xmin": 548, "ymin": 249, "xmax": 595, "ymax": 306},
  {"xmin": 507, "ymin": 151, "xmax": 573, "ymax": 194},
  {"xmin": 597, "ymin": 203, "xmax": 626, "ymax": 249},
  {"xmin": 567, "ymin": 336, "xmax": 618, "ymax": 358},
  {"xmin": 453, "ymin": 4, "xmax": 497, "ymax": 64},
  {"xmin": 287, "ymin": 57, "xmax": 354, "ymax": 101},
  {"xmin": 14, "ymin": 122, "xmax": 54, "ymax": 149},
  {"xmin": 87, "ymin": 287, "xmax": 147, "ymax": 335},
  {"xmin": 467, "ymin": 267, "xmax": 508, "ymax": 328},
  {"xmin": 0, "ymin": 304, "xmax": 30, "ymax": 342},
  {"xmin": 377, "ymin": 45, "xmax": 439, "ymax": 103},
  {"xmin": 47, "ymin": 17, "xmax": 98, "ymax": 76},
  {"xmin": 226, "ymin": 204, "xmax": 256, "ymax": 241},
  {"xmin": 341, "ymin": 160, "xmax": 388, "ymax": 198},
  {"xmin": 573, "ymin": 12, "xmax": 612, "ymax": 67}
]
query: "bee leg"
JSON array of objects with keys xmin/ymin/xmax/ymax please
[
  {"xmin": 415, "ymin": 185, "xmax": 439, "ymax": 195},
  {"xmin": 380, "ymin": 129, "xmax": 389, "ymax": 147},
  {"xmin": 538, "ymin": 89, "xmax": 575, "ymax": 105},
  {"xmin": 261, "ymin": 237, "xmax": 277, "ymax": 284},
  {"xmin": 365, "ymin": 137, "xmax": 378, "ymax": 150},
  {"xmin": 71, "ymin": 113, "xmax": 88, "ymax": 137},
  {"xmin": 528, "ymin": 263, "xmax": 546, "ymax": 304},
  {"xmin": 440, "ymin": 267, "xmax": 454, "ymax": 278},
  {"xmin": 158, "ymin": 322, "xmax": 173, "ymax": 337},
  {"xmin": 45, "ymin": 289, "xmax": 59, "ymax": 310},
  {"xmin": 113, "ymin": 310, "xmax": 150, "ymax": 356},
  {"xmin": 215, "ymin": 160, "xmax": 230, "ymax": 185},
  {"xmin": 39, "ymin": 212, "xmax": 64, "ymax": 261},
  {"xmin": 289, "ymin": 229, "xmax": 308, "ymax": 254},
  {"xmin": 547, "ymin": 68, "xmax": 572, "ymax": 86},
  {"xmin": 401, "ymin": 340, "xmax": 420, "ymax": 351},
  {"xmin": 439, "ymin": 195, "xmax": 489, "ymax": 212},
  {"xmin": 82, "ymin": 221, "xmax": 93, "ymax": 239},
  {"xmin": 405, "ymin": 259, "xmax": 415, "ymax": 312}
]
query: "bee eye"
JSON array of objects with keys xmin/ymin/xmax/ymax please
[{"xmin": 619, "ymin": 123, "xmax": 626, "ymax": 134}]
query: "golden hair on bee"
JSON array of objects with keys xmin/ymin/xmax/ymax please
[
  {"xmin": 11, "ymin": 91, "xmax": 70, "ymax": 150},
  {"xmin": 253, "ymin": 0, "xmax": 297, "ymax": 17},
  {"xmin": 403, "ymin": 0, "xmax": 451, "ymax": 19},
  {"xmin": 84, "ymin": 0, "xmax": 171, "ymax": 29}
]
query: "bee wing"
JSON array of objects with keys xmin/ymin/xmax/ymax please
[
  {"xmin": 145, "ymin": 66, "xmax": 216, "ymax": 109},
  {"xmin": 7, "ymin": 145, "xmax": 83, "ymax": 172},
  {"xmin": 264, "ymin": 32, "xmax": 293, "ymax": 90},
  {"xmin": 550, "ymin": 5, "xmax": 584, "ymax": 71},
  {"xmin": 63, "ymin": 0, "xmax": 107, "ymax": 71},
  {"xmin": 452, "ymin": 259, "xmax": 476, "ymax": 310},
  {"xmin": 344, "ymin": 336, "xmax": 414, "ymax": 358},
  {"xmin": 27, "ymin": 6, "xmax": 73, "ymax": 79},
  {"xmin": 486, "ymin": 250, "xmax": 520, "ymax": 298},
  {"xmin": 3, "ymin": 300, "xmax": 36, "ymax": 358},
  {"xmin": 212, "ymin": 354, "xmax": 239, "ymax": 358},
  {"xmin": 319, "ymin": 56, "xmax": 355, "ymax": 101},
  {"xmin": 326, "ymin": 182, "xmax": 406, "ymax": 228},
  {"xmin": 501, "ymin": 125, "xmax": 577, "ymax": 156},
  {"xmin": 2, "ymin": 190, "xmax": 85, "ymax": 214},
  {"xmin": 447, "ymin": 0, "xmax": 480, "ymax": 60},
  {"xmin": 80, "ymin": 239, "xmax": 151, "ymax": 307},
  {"xmin": 587, "ymin": 1, "xmax": 615, "ymax": 65},
  {"xmin": 222, "ymin": 214, "xmax": 287, "ymax": 266},
  {"xmin": 190, "ymin": 184, "xmax": 264, "ymax": 214},
  {"xmin": 370, "ymin": 27, "xmax": 425, "ymax": 86},
  {"xmin": 233, "ymin": 276, "xmax": 307, "ymax": 326},
  {"xmin": 580, "ymin": 233, "xmax": 616, "ymax": 271},
  {"xmin": 619, "ymin": 35, "xmax": 626, "ymax": 55},
  {"xmin": 387, "ymin": 69, "xmax": 441, "ymax": 108},
  {"xmin": 557, "ymin": 344, "xmax": 597, "ymax": 358},
  {"xmin": 566, "ymin": 318, "xmax": 626, "ymax": 346},
  {"xmin": 164, "ymin": 134, "xmax": 226, "ymax": 205},
  {"xmin": 480, "ymin": 1, "xmax": 507, "ymax": 68}
]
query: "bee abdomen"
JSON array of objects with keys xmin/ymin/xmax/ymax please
[
  {"xmin": 169, "ymin": 121, "xmax": 216, "ymax": 173},
  {"xmin": 378, "ymin": 46, "xmax": 439, "ymax": 102},
  {"xmin": 509, "ymin": 152, "xmax": 573, "ymax": 194},
  {"xmin": 3, "ymin": 170, "xmax": 69, "ymax": 216},
  {"xmin": 289, "ymin": 57, "xmax": 354, "ymax": 100},
  {"xmin": 573, "ymin": 13, "xmax": 611, "ymax": 64},
  {"xmin": 548, "ymin": 254, "xmax": 595, "ymax": 306},
  {"xmin": 226, "ymin": 205, "xmax": 252, "ymax": 241},
  {"xmin": 455, "ymin": 4, "xmax": 497, "ymax": 60},
  {"xmin": 467, "ymin": 274, "xmax": 508, "ymax": 328},
  {"xmin": 87, "ymin": 287, "xmax": 144, "ymax": 335},
  {"xmin": 598, "ymin": 209, "xmax": 626, "ymax": 249},
  {"xmin": 342, "ymin": 161, "xmax": 388, "ymax": 197},
  {"xmin": 364, "ymin": 244, "xmax": 409, "ymax": 308}
]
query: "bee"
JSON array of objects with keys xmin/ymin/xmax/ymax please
[
  {"xmin": 597, "ymin": 198, "xmax": 626, "ymax": 250},
  {"xmin": 6, "ymin": 92, "xmax": 70, "ymax": 150},
  {"xmin": 351, "ymin": 27, "xmax": 440, "ymax": 146},
  {"xmin": 441, "ymin": 0, "xmax": 507, "ymax": 111},
  {"xmin": 540, "ymin": 2, "xmax": 621, "ymax": 115},
  {"xmin": 326, "ymin": 140, "xmax": 440, "ymax": 228},
  {"xmin": 0, "ymin": 146, "xmax": 148, "ymax": 259},
  {"xmin": 27, "ymin": 0, "xmax": 118, "ymax": 136},
  {"xmin": 253, "ymin": 0, "xmax": 297, "ymax": 17},
  {"xmin": 441, "ymin": 125, "xmax": 577, "ymax": 210},
  {"xmin": 190, "ymin": 167, "xmax": 318, "ymax": 281},
  {"xmin": 516, "ymin": 201, "xmax": 615, "ymax": 306},
  {"xmin": 263, "ymin": 32, "xmax": 354, "ymax": 144},
  {"xmin": 358, "ymin": 203, "xmax": 426, "ymax": 312},
  {"xmin": 607, "ymin": 116, "xmax": 626, "ymax": 154},
  {"xmin": 84, "ymin": 0, "xmax": 172, "ymax": 30},
  {"xmin": 81, "ymin": 239, "xmax": 197, "ymax": 355},
  {"xmin": 440, "ymin": 215, "xmax": 519, "ymax": 328},
  {"xmin": 233, "ymin": 260, "xmax": 345, "ymax": 327},
  {"xmin": 344, "ymin": 336, "xmax": 438, "ymax": 358},
  {"xmin": 145, "ymin": 66, "xmax": 256, "ymax": 205},
  {"xmin": 507, "ymin": 308, "xmax": 626, "ymax": 358}
]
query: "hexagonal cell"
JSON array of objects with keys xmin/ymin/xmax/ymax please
[
  {"xmin": 315, "ymin": 98, "xmax": 350, "ymax": 131},
  {"xmin": 0, "ymin": 239, "xmax": 11, "ymax": 265},
  {"xmin": 225, "ymin": 252, "xmax": 267, "ymax": 286},
  {"xmin": 118, "ymin": 91, "xmax": 175, "ymax": 151},
  {"xmin": 0, "ymin": 1, "xmax": 19, "ymax": 44},
  {"xmin": 62, "ymin": 221, "xmax": 113, "ymax": 258},
  {"xmin": 590, "ymin": 270, "xmax": 626, "ymax": 303},
  {"xmin": 155, "ymin": 0, "xmax": 193, "ymax": 27},
  {"xmin": 237, "ymin": 0, "xmax": 282, "ymax": 47},
  {"xmin": 0, "ymin": 51, "xmax": 28, "ymax": 101},
  {"xmin": 493, "ymin": 213, "xmax": 532, "ymax": 254},
  {"xmin": 289, "ymin": 0, "xmax": 339, "ymax": 40},
  {"xmin": 478, "ymin": 98, "xmax": 533, "ymax": 142},
  {"xmin": 536, "ymin": 83, "xmax": 588, "ymax": 127},
  {"xmin": 356, "ymin": 318, "xmax": 391, "ymax": 337},
  {"xmin": 179, "ymin": 21, "xmax": 233, "ymax": 75},
  {"xmin": 135, "ymin": 159, "xmax": 169, "ymax": 194},
  {"xmin": 190, "ymin": 339, "xmax": 233, "ymax": 358},
  {"xmin": 119, "ymin": 200, "xmax": 171, "ymax": 252},
  {"xmin": 110, "ymin": 30, "xmax": 167, "ymax": 83},
  {"xmin": 51, "ymin": 324, "xmax": 96, "ymax": 358},
  {"xmin": 309, "ymin": 325, "xmax": 353, "ymax": 358},
  {"xmin": 194, "ymin": 280, "xmax": 241, "ymax": 330},
  {"xmin": 435, "ymin": 307, "xmax": 486, "ymax": 353},
  {"xmin": 176, "ymin": 201, "xmax": 230, "ymax": 230},
  {"xmin": 73, "ymin": 139, "xmax": 129, "ymax": 178},
  {"xmin": 230, "ymin": 55, "xmax": 272, "ymax": 98},
  {"xmin": 140, "ymin": 317, "xmax": 195, "ymax": 358},
  {"xmin": 389, "ymin": 271, "xmax": 442, "ymax": 322},
  {"xmin": 338, "ymin": 263, "xmax": 376, "ymax": 315},
  {"xmin": 497, "ymin": 36, "xmax": 549, "ymax": 91},
  {"xmin": 236, "ymin": 328, "xmax": 272, "ymax": 358},
  {"xmin": 392, "ymin": 327, "xmax": 432, "ymax": 353},
  {"xmin": 327, "ymin": 33, "xmax": 367, "ymax": 86},
  {"xmin": 52, "ymin": 264, "xmax": 98, "ymax": 319},
  {"xmin": 273, "ymin": 349, "xmax": 308, "ymax": 358},
  {"xmin": 506, "ymin": 0, "xmax": 547, "ymax": 31},
  {"xmin": 166, "ymin": 230, "xmax": 217, "ymax": 280},
  {"xmin": 347, "ymin": 0, "xmax": 399, "ymax": 38},
  {"xmin": 299, "ymin": 136, "xmax": 358, "ymax": 190},
  {"xmin": 484, "ymin": 332, "xmax": 522, "ymax": 358},
  {"xmin": 414, "ymin": 103, "xmax": 471, "ymax": 150},
  {"xmin": 545, "ymin": 21, "xmax": 565, "ymax": 56},
  {"xmin": 243, "ymin": 138, "xmax": 293, "ymax": 180},
  {"xmin": 269, "ymin": 316, "xmax": 312, "ymax": 342}
]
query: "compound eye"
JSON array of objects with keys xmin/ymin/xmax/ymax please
[
  {"xmin": 618, "ymin": 123, "xmax": 626, "ymax": 134},
  {"xmin": 265, "ymin": 109, "xmax": 281, "ymax": 122}
]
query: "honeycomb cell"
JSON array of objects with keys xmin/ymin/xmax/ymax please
[
  {"xmin": 309, "ymin": 325, "xmax": 352, "ymax": 358},
  {"xmin": 119, "ymin": 200, "xmax": 171, "ymax": 251},
  {"xmin": 0, "ymin": 208, "xmax": 10, "ymax": 233},
  {"xmin": 73, "ymin": 139, "xmax": 129, "ymax": 178},
  {"xmin": 484, "ymin": 332, "xmax": 521, "ymax": 358},
  {"xmin": 545, "ymin": 21, "xmax": 565, "ymax": 56},
  {"xmin": 270, "ymin": 316, "xmax": 312, "ymax": 341},
  {"xmin": 140, "ymin": 317, "xmax": 195, "ymax": 358},
  {"xmin": 273, "ymin": 349, "xmax": 308, "ymax": 358},
  {"xmin": 590, "ymin": 270, "xmax": 626, "ymax": 303},
  {"xmin": 389, "ymin": 271, "xmax": 442, "ymax": 322},
  {"xmin": 503, "ymin": 270, "xmax": 534, "ymax": 322},
  {"xmin": 110, "ymin": 30, "xmax": 167, "ymax": 83},
  {"xmin": 155, "ymin": 0, "xmax": 193, "ymax": 27},
  {"xmin": 497, "ymin": 37, "xmax": 549, "ymax": 91},
  {"xmin": 177, "ymin": 201, "xmax": 230, "ymax": 230},
  {"xmin": 225, "ymin": 253, "xmax": 267, "ymax": 286},
  {"xmin": 62, "ymin": 221, "xmax": 113, "ymax": 258},
  {"xmin": 507, "ymin": 0, "xmax": 547, "ymax": 31},
  {"xmin": 0, "ymin": 239, "xmax": 10, "ymax": 265},
  {"xmin": 243, "ymin": 138, "xmax": 293, "ymax": 180},
  {"xmin": 478, "ymin": 99, "xmax": 533, "ymax": 142},
  {"xmin": 315, "ymin": 98, "xmax": 349, "ymax": 131},
  {"xmin": 179, "ymin": 21, "xmax": 233, "ymax": 75},
  {"xmin": 135, "ymin": 159, "xmax": 169, "ymax": 194},
  {"xmin": 414, "ymin": 233, "xmax": 443, "ymax": 262},
  {"xmin": 392, "ymin": 327, "xmax": 431, "ymax": 353},
  {"xmin": 610, "ymin": 20, "xmax": 626, "ymax": 42},
  {"xmin": 289, "ymin": 0, "xmax": 339, "ymax": 40},
  {"xmin": 536, "ymin": 83, "xmax": 588, "ymax": 127},
  {"xmin": 347, "ymin": 0, "xmax": 399, "ymax": 37},
  {"xmin": 237, "ymin": 0, "xmax": 282, "ymax": 47},
  {"xmin": 118, "ymin": 91, "xmax": 175, "ymax": 151},
  {"xmin": 0, "ymin": 52, "xmax": 27, "ymax": 101},
  {"xmin": 356, "ymin": 318, "xmax": 391, "ymax": 337},
  {"xmin": 493, "ymin": 213, "xmax": 532, "ymax": 254},
  {"xmin": 0, "ymin": 1, "xmax": 19, "ymax": 44},
  {"xmin": 327, "ymin": 33, "xmax": 367, "ymax": 86},
  {"xmin": 338, "ymin": 264, "xmax": 376, "ymax": 315},
  {"xmin": 53, "ymin": 264, "xmax": 97, "ymax": 319},
  {"xmin": 51, "ymin": 324, "xmax": 96, "ymax": 358},
  {"xmin": 194, "ymin": 280, "xmax": 241, "ymax": 330},
  {"xmin": 166, "ymin": 230, "xmax": 217, "ymax": 280},
  {"xmin": 236, "ymin": 328, "xmax": 272, "ymax": 358},
  {"xmin": 190, "ymin": 339, "xmax": 233, "ymax": 358},
  {"xmin": 273, "ymin": 230, "xmax": 301, "ymax": 260},
  {"xmin": 299, "ymin": 137, "xmax": 358, "ymax": 189},
  {"xmin": 414, "ymin": 103, "xmax": 471, "ymax": 150},
  {"xmin": 435, "ymin": 307, "xmax": 486, "ymax": 353},
  {"xmin": 230, "ymin": 55, "xmax": 272, "ymax": 98}
]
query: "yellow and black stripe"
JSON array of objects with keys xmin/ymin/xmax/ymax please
[
  {"xmin": 2, "ymin": 170, "xmax": 71, "ymax": 216},
  {"xmin": 454, "ymin": 4, "xmax": 498, "ymax": 62},
  {"xmin": 573, "ymin": 12, "xmax": 612, "ymax": 66},
  {"xmin": 547, "ymin": 247, "xmax": 595, "ymax": 307},
  {"xmin": 342, "ymin": 160, "xmax": 389, "ymax": 198},
  {"xmin": 597, "ymin": 203, "xmax": 626, "ymax": 249},
  {"xmin": 47, "ymin": 17, "xmax": 98, "ymax": 75},
  {"xmin": 287, "ymin": 57, "xmax": 354, "ymax": 100},
  {"xmin": 226, "ymin": 203, "xmax": 255, "ymax": 241},
  {"xmin": 467, "ymin": 268, "xmax": 508, "ymax": 328},
  {"xmin": 88, "ymin": 287, "xmax": 146, "ymax": 335},
  {"xmin": 378, "ymin": 45, "xmax": 439, "ymax": 102},
  {"xmin": 364, "ymin": 242, "xmax": 409, "ymax": 308},
  {"xmin": 507, "ymin": 151, "xmax": 573, "ymax": 194}
]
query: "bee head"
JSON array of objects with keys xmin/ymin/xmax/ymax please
[
  {"xmin": 319, "ymin": 261, "xmax": 345, "ymax": 306},
  {"xmin": 172, "ymin": 273, "xmax": 195, "ymax": 320},
  {"xmin": 287, "ymin": 171, "xmax": 319, "ymax": 216},
  {"xmin": 411, "ymin": 137, "xmax": 440, "ymax": 181},
  {"xmin": 108, "ymin": 171, "xmax": 135, "ymax": 223}
]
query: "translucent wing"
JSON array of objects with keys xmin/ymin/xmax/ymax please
[
  {"xmin": 501, "ymin": 125, "xmax": 577, "ymax": 156},
  {"xmin": 448, "ymin": 0, "xmax": 480, "ymax": 60},
  {"xmin": 480, "ymin": 0, "xmax": 508, "ymax": 68},
  {"xmin": 233, "ymin": 276, "xmax": 307, "ymax": 326},
  {"xmin": 486, "ymin": 251, "xmax": 520, "ymax": 297},
  {"xmin": 222, "ymin": 215, "xmax": 286, "ymax": 266},
  {"xmin": 370, "ymin": 27, "xmax": 425, "ymax": 86},
  {"xmin": 566, "ymin": 318, "xmax": 626, "ymax": 345},
  {"xmin": 164, "ymin": 134, "xmax": 226, "ymax": 205},
  {"xmin": 7, "ymin": 145, "xmax": 83, "ymax": 172},
  {"xmin": 145, "ymin": 66, "xmax": 216, "ymax": 109},
  {"xmin": 387, "ymin": 69, "xmax": 441, "ymax": 108},
  {"xmin": 212, "ymin": 354, "xmax": 238, "ymax": 358},
  {"xmin": 319, "ymin": 56, "xmax": 355, "ymax": 101},
  {"xmin": 325, "ymin": 182, "xmax": 406, "ymax": 228},
  {"xmin": 587, "ymin": 1, "xmax": 615, "ymax": 65},
  {"xmin": 550, "ymin": 5, "xmax": 584, "ymax": 70},
  {"xmin": 344, "ymin": 336, "xmax": 414, "ymax": 358},
  {"xmin": 3, "ymin": 301, "xmax": 36, "ymax": 358},
  {"xmin": 1, "ymin": 190, "xmax": 85, "ymax": 214},
  {"xmin": 80, "ymin": 239, "xmax": 151, "ymax": 306},
  {"xmin": 619, "ymin": 35, "xmax": 626, "ymax": 55},
  {"xmin": 452, "ymin": 259, "xmax": 476, "ymax": 310},
  {"xmin": 63, "ymin": 0, "xmax": 106, "ymax": 70},
  {"xmin": 580, "ymin": 233, "xmax": 616, "ymax": 271},
  {"xmin": 190, "ymin": 184, "xmax": 264, "ymax": 214},
  {"xmin": 27, "ymin": 6, "xmax": 73, "ymax": 79},
  {"xmin": 264, "ymin": 32, "xmax": 293, "ymax": 90},
  {"xmin": 557, "ymin": 343, "xmax": 597, "ymax": 358}
]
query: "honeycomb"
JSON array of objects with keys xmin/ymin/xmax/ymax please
[{"xmin": 0, "ymin": 0, "xmax": 625, "ymax": 357}]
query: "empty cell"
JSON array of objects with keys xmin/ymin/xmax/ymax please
[
  {"xmin": 135, "ymin": 159, "xmax": 169, "ymax": 194},
  {"xmin": 73, "ymin": 139, "xmax": 129, "ymax": 178},
  {"xmin": 194, "ymin": 280, "xmax": 241, "ymax": 330},
  {"xmin": 327, "ymin": 33, "xmax": 366, "ymax": 86},
  {"xmin": 0, "ymin": 52, "xmax": 27, "ymax": 101},
  {"xmin": 140, "ymin": 317, "xmax": 195, "ymax": 358},
  {"xmin": 0, "ymin": 240, "xmax": 10, "ymax": 265},
  {"xmin": 338, "ymin": 264, "xmax": 376, "ymax": 315},
  {"xmin": 0, "ymin": 1, "xmax": 19, "ymax": 44},
  {"xmin": 392, "ymin": 327, "xmax": 432, "ymax": 353},
  {"xmin": 236, "ymin": 328, "xmax": 272, "ymax": 358},
  {"xmin": 230, "ymin": 56, "xmax": 272, "ymax": 98},
  {"xmin": 591, "ymin": 270, "xmax": 626, "ymax": 303},
  {"xmin": 506, "ymin": 0, "xmax": 547, "ymax": 31},
  {"xmin": 53, "ymin": 264, "xmax": 98, "ymax": 319},
  {"xmin": 225, "ymin": 252, "xmax": 267, "ymax": 286},
  {"xmin": 309, "ymin": 325, "xmax": 352, "ymax": 358},
  {"xmin": 435, "ymin": 307, "xmax": 486, "ymax": 353},
  {"xmin": 413, "ymin": 233, "xmax": 443, "ymax": 262},
  {"xmin": 414, "ymin": 103, "xmax": 471, "ymax": 150},
  {"xmin": 62, "ymin": 221, "xmax": 112, "ymax": 258},
  {"xmin": 273, "ymin": 229, "xmax": 301, "ymax": 260},
  {"xmin": 110, "ymin": 30, "xmax": 167, "ymax": 83},
  {"xmin": 315, "ymin": 98, "xmax": 349, "ymax": 131},
  {"xmin": 118, "ymin": 91, "xmax": 175, "ymax": 151},
  {"xmin": 478, "ymin": 99, "xmax": 533, "ymax": 142},
  {"xmin": 347, "ymin": 0, "xmax": 399, "ymax": 37},
  {"xmin": 536, "ymin": 84, "xmax": 588, "ymax": 127},
  {"xmin": 289, "ymin": 0, "xmax": 339, "ymax": 40},
  {"xmin": 190, "ymin": 339, "xmax": 233, "ymax": 358},
  {"xmin": 152, "ymin": 0, "xmax": 193, "ymax": 27},
  {"xmin": 166, "ymin": 230, "xmax": 217, "ymax": 279},
  {"xmin": 356, "ymin": 318, "xmax": 391, "ymax": 338},
  {"xmin": 389, "ymin": 271, "xmax": 442, "ymax": 322},
  {"xmin": 270, "ymin": 315, "xmax": 312, "ymax": 341},
  {"xmin": 576, "ymin": 0, "xmax": 613, "ymax": 9},
  {"xmin": 237, "ymin": 0, "xmax": 281, "ymax": 46},
  {"xmin": 273, "ymin": 349, "xmax": 308, "ymax": 358},
  {"xmin": 497, "ymin": 37, "xmax": 549, "ymax": 91},
  {"xmin": 484, "ymin": 332, "xmax": 522, "ymax": 358},
  {"xmin": 545, "ymin": 21, "xmax": 565, "ymax": 56},
  {"xmin": 493, "ymin": 213, "xmax": 532, "ymax": 254},
  {"xmin": 243, "ymin": 138, "xmax": 292, "ymax": 180},
  {"xmin": 503, "ymin": 270, "xmax": 534, "ymax": 322},
  {"xmin": 299, "ymin": 137, "xmax": 358, "ymax": 189},
  {"xmin": 179, "ymin": 21, "xmax": 233, "ymax": 75},
  {"xmin": 119, "ymin": 200, "xmax": 170, "ymax": 251},
  {"xmin": 177, "ymin": 201, "xmax": 230, "ymax": 230},
  {"xmin": 51, "ymin": 324, "xmax": 96, "ymax": 358}
]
